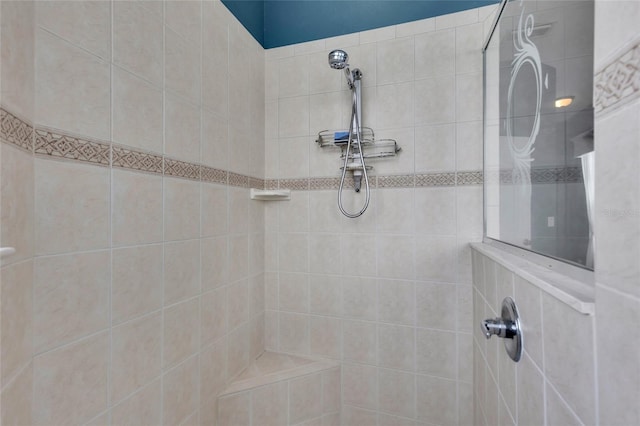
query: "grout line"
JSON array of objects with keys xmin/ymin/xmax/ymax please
[
  {"xmin": 540, "ymin": 283, "xmax": 548, "ymax": 426},
  {"xmin": 196, "ymin": 1, "xmax": 204, "ymax": 420},
  {"xmin": 0, "ymin": 360, "xmax": 32, "ymax": 395},
  {"xmin": 36, "ymin": 26, "xmax": 109, "ymax": 64},
  {"xmin": 107, "ymin": 1, "xmax": 115, "ymax": 421},
  {"xmin": 591, "ymin": 311, "xmax": 600, "ymax": 426},
  {"xmin": 545, "ymin": 378, "xmax": 587, "ymax": 426},
  {"xmin": 31, "ymin": 327, "xmax": 111, "ymax": 360},
  {"xmin": 159, "ymin": 1, "xmax": 166, "ymax": 424},
  {"xmin": 596, "ymin": 282, "xmax": 640, "ymax": 303}
]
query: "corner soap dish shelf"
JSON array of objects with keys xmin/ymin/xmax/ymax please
[
  {"xmin": 0, "ymin": 247, "xmax": 16, "ymax": 259},
  {"xmin": 250, "ymin": 189, "xmax": 291, "ymax": 201}
]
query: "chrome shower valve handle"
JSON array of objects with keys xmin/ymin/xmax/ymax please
[
  {"xmin": 482, "ymin": 318, "xmax": 517, "ymax": 339},
  {"xmin": 481, "ymin": 297, "xmax": 523, "ymax": 362}
]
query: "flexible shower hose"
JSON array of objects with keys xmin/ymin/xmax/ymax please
[{"xmin": 338, "ymin": 89, "xmax": 370, "ymax": 218}]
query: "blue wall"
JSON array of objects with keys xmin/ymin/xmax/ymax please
[
  {"xmin": 222, "ymin": 0, "xmax": 498, "ymax": 49},
  {"xmin": 222, "ymin": 0, "xmax": 265, "ymax": 46}
]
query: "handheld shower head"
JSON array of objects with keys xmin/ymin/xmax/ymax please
[
  {"xmin": 328, "ymin": 49, "xmax": 349, "ymax": 69},
  {"xmin": 329, "ymin": 49, "xmax": 359, "ymax": 88}
]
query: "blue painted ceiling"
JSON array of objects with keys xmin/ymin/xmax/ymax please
[{"xmin": 222, "ymin": 0, "xmax": 498, "ymax": 49}]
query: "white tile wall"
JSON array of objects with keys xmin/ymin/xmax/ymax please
[{"xmin": 265, "ymin": 6, "xmax": 495, "ymax": 424}]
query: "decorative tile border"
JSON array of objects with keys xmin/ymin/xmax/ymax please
[
  {"xmin": 564, "ymin": 166, "xmax": 584, "ymax": 183},
  {"xmin": 229, "ymin": 172, "xmax": 249, "ymax": 188},
  {"xmin": 112, "ymin": 145, "xmax": 163, "ymax": 174},
  {"xmin": 595, "ymin": 40, "xmax": 640, "ymax": 115},
  {"xmin": 34, "ymin": 128, "xmax": 110, "ymax": 166},
  {"xmin": 415, "ymin": 172, "xmax": 457, "ymax": 187},
  {"xmin": 533, "ymin": 166, "xmax": 583, "ymax": 184},
  {"xmin": 0, "ymin": 107, "xmax": 581, "ymax": 193},
  {"xmin": 378, "ymin": 174, "xmax": 414, "ymax": 188},
  {"xmin": 279, "ymin": 178, "xmax": 310, "ymax": 191},
  {"xmin": 0, "ymin": 108, "xmax": 33, "ymax": 152},
  {"xmin": 530, "ymin": 167, "xmax": 568, "ymax": 184},
  {"xmin": 1, "ymin": 107, "xmax": 268, "ymax": 186},
  {"xmin": 248, "ymin": 177, "xmax": 266, "ymax": 190},
  {"xmin": 490, "ymin": 166, "xmax": 584, "ymax": 185},
  {"xmin": 202, "ymin": 166, "xmax": 228, "ymax": 185},
  {"xmin": 456, "ymin": 171, "xmax": 484, "ymax": 186},
  {"xmin": 1, "ymin": 106, "xmax": 586, "ymax": 197},
  {"xmin": 265, "ymin": 179, "xmax": 279, "ymax": 190},
  {"xmin": 309, "ymin": 177, "xmax": 341, "ymax": 190},
  {"xmin": 164, "ymin": 158, "xmax": 201, "ymax": 181},
  {"xmin": 264, "ymin": 172, "xmax": 479, "ymax": 191}
]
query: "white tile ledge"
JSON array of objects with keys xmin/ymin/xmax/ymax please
[
  {"xmin": 0, "ymin": 247, "xmax": 16, "ymax": 259},
  {"xmin": 471, "ymin": 242, "xmax": 595, "ymax": 315}
]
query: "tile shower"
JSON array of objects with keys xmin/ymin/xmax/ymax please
[
  {"xmin": 1, "ymin": 1, "xmax": 639, "ymax": 426},
  {"xmin": 0, "ymin": 1, "xmax": 489, "ymax": 422}
]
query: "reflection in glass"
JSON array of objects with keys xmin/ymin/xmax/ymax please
[{"xmin": 484, "ymin": 0, "xmax": 594, "ymax": 269}]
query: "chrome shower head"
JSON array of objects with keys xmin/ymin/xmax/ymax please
[{"xmin": 328, "ymin": 49, "xmax": 349, "ymax": 69}]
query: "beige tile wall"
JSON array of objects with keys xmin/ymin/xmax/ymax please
[
  {"xmin": 1, "ymin": 1, "xmax": 265, "ymax": 425},
  {"xmin": 1, "ymin": 1, "xmax": 36, "ymax": 425},
  {"xmin": 593, "ymin": 1, "xmax": 640, "ymax": 424},
  {"xmin": 264, "ymin": 6, "xmax": 495, "ymax": 425},
  {"xmin": 471, "ymin": 250, "xmax": 598, "ymax": 426}
]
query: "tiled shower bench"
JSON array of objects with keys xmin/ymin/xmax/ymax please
[{"xmin": 217, "ymin": 352, "xmax": 341, "ymax": 426}]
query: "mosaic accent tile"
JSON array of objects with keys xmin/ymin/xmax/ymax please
[
  {"xmin": 164, "ymin": 158, "xmax": 201, "ymax": 180},
  {"xmin": 34, "ymin": 129, "xmax": 110, "ymax": 166},
  {"xmin": 595, "ymin": 41, "xmax": 640, "ymax": 115},
  {"xmin": 499, "ymin": 170, "xmax": 515, "ymax": 184},
  {"xmin": 202, "ymin": 166, "xmax": 228, "ymax": 184},
  {"xmin": 564, "ymin": 166, "xmax": 584, "ymax": 183},
  {"xmin": 495, "ymin": 167, "xmax": 584, "ymax": 185},
  {"xmin": 531, "ymin": 167, "xmax": 563, "ymax": 184},
  {"xmin": 530, "ymin": 166, "xmax": 584, "ymax": 184},
  {"xmin": 265, "ymin": 179, "xmax": 279, "ymax": 190},
  {"xmin": 378, "ymin": 174, "xmax": 414, "ymax": 188},
  {"xmin": 415, "ymin": 173, "xmax": 456, "ymax": 187},
  {"xmin": 112, "ymin": 145, "xmax": 163, "ymax": 174},
  {"xmin": 0, "ymin": 108, "xmax": 33, "ymax": 152},
  {"xmin": 229, "ymin": 172, "xmax": 249, "ymax": 188},
  {"xmin": 309, "ymin": 177, "xmax": 341, "ymax": 190},
  {"xmin": 456, "ymin": 171, "xmax": 484, "ymax": 186},
  {"xmin": 248, "ymin": 177, "xmax": 265, "ymax": 189},
  {"xmin": 279, "ymin": 178, "xmax": 310, "ymax": 191}
]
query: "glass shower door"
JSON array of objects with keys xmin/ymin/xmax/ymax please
[{"xmin": 484, "ymin": 0, "xmax": 594, "ymax": 269}]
